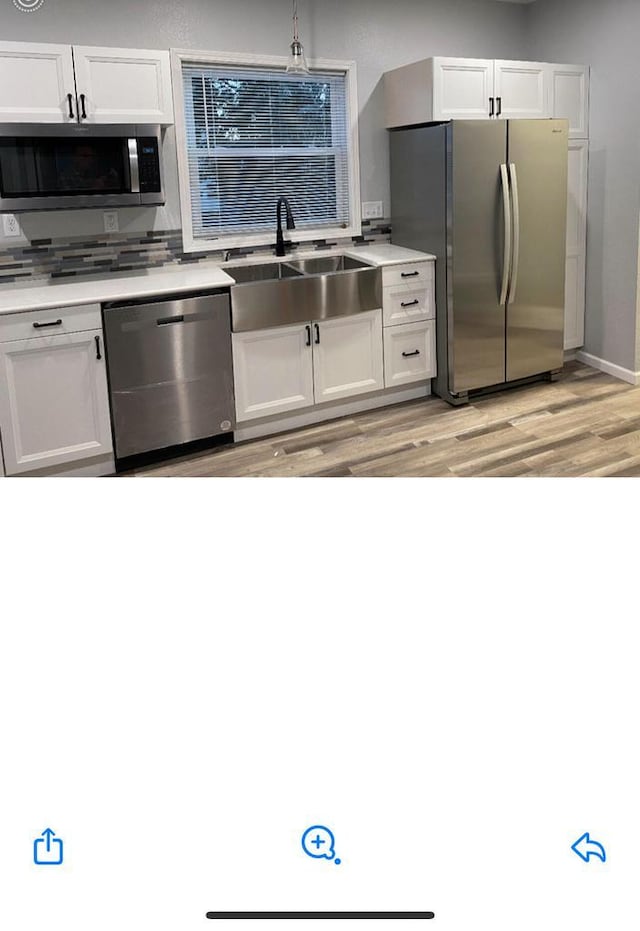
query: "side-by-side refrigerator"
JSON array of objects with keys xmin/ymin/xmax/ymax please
[{"xmin": 389, "ymin": 120, "xmax": 569, "ymax": 404}]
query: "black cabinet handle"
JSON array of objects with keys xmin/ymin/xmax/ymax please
[
  {"xmin": 305, "ymin": 325, "xmax": 311, "ymax": 347},
  {"xmin": 401, "ymin": 300, "xmax": 420, "ymax": 308},
  {"xmin": 402, "ymin": 350, "xmax": 421, "ymax": 358},
  {"xmin": 489, "ymin": 97, "xmax": 495, "ymax": 117},
  {"xmin": 80, "ymin": 93, "xmax": 87, "ymax": 120},
  {"xmin": 67, "ymin": 93, "xmax": 75, "ymax": 120},
  {"xmin": 496, "ymin": 96, "xmax": 502, "ymax": 117},
  {"xmin": 401, "ymin": 271, "xmax": 420, "ymax": 278},
  {"xmin": 33, "ymin": 319, "xmax": 63, "ymax": 329},
  {"xmin": 95, "ymin": 335, "xmax": 102, "ymax": 360},
  {"xmin": 314, "ymin": 323, "xmax": 320, "ymax": 345}
]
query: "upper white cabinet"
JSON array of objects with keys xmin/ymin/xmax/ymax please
[
  {"xmin": 0, "ymin": 42, "xmax": 76, "ymax": 124},
  {"xmin": 549, "ymin": 63, "xmax": 589, "ymax": 139},
  {"xmin": 385, "ymin": 57, "xmax": 589, "ymax": 138},
  {"xmin": 0, "ymin": 40, "xmax": 174, "ymax": 125},
  {"xmin": 73, "ymin": 47, "xmax": 174, "ymax": 124},
  {"xmin": 494, "ymin": 60, "xmax": 547, "ymax": 119}
]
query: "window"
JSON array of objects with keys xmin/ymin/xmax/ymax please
[{"xmin": 172, "ymin": 52, "xmax": 361, "ymax": 252}]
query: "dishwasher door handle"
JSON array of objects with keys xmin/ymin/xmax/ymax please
[{"xmin": 157, "ymin": 315, "xmax": 185, "ymax": 326}]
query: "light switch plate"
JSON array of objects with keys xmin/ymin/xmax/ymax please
[
  {"xmin": 104, "ymin": 211, "xmax": 119, "ymax": 234},
  {"xmin": 362, "ymin": 201, "xmax": 384, "ymax": 220},
  {"xmin": 2, "ymin": 214, "xmax": 21, "ymax": 238}
]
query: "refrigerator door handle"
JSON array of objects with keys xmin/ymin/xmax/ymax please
[
  {"xmin": 499, "ymin": 163, "xmax": 512, "ymax": 306},
  {"xmin": 508, "ymin": 162, "xmax": 521, "ymax": 305}
]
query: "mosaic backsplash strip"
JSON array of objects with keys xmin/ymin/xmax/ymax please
[{"xmin": 0, "ymin": 221, "xmax": 392, "ymax": 285}]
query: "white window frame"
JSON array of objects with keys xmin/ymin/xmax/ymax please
[{"xmin": 170, "ymin": 49, "xmax": 362, "ymax": 254}]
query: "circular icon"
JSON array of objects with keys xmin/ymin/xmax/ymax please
[
  {"xmin": 220, "ymin": 420, "xmax": 232, "ymax": 432},
  {"xmin": 301, "ymin": 825, "xmax": 341, "ymax": 863},
  {"xmin": 13, "ymin": 0, "xmax": 46, "ymax": 11}
]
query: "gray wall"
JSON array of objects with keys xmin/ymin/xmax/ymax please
[
  {"xmin": 0, "ymin": 0, "xmax": 528, "ymax": 247},
  {"xmin": 527, "ymin": 0, "xmax": 640, "ymax": 373}
]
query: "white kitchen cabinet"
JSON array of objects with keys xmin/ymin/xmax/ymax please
[
  {"xmin": 313, "ymin": 310, "xmax": 384, "ymax": 404},
  {"xmin": 72, "ymin": 46, "xmax": 174, "ymax": 124},
  {"xmin": 385, "ymin": 56, "xmax": 589, "ymax": 129},
  {"xmin": 0, "ymin": 329, "xmax": 112, "ymax": 475},
  {"xmin": 0, "ymin": 41, "xmax": 76, "ymax": 123},
  {"xmin": 384, "ymin": 320, "xmax": 436, "ymax": 388},
  {"xmin": 564, "ymin": 139, "xmax": 589, "ymax": 350},
  {"xmin": 494, "ymin": 60, "xmax": 547, "ymax": 119},
  {"xmin": 232, "ymin": 323, "xmax": 315, "ymax": 422},
  {"xmin": 550, "ymin": 63, "xmax": 589, "ymax": 139},
  {"xmin": 0, "ymin": 40, "xmax": 173, "ymax": 125}
]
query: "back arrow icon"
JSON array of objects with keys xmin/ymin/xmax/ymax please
[{"xmin": 571, "ymin": 833, "xmax": 606, "ymax": 863}]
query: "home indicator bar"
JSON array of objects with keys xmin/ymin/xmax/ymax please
[{"xmin": 206, "ymin": 912, "xmax": 436, "ymax": 920}]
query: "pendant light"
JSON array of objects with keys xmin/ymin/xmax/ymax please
[{"xmin": 286, "ymin": 0, "xmax": 310, "ymax": 75}]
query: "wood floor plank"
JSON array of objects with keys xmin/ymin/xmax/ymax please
[{"xmin": 127, "ymin": 364, "xmax": 640, "ymax": 478}]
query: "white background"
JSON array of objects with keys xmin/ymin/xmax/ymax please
[{"xmin": 0, "ymin": 481, "xmax": 636, "ymax": 931}]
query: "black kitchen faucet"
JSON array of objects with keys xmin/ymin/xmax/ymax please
[{"xmin": 275, "ymin": 197, "xmax": 296, "ymax": 256}]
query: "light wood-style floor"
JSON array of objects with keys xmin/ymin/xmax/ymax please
[{"xmin": 127, "ymin": 363, "xmax": 640, "ymax": 477}]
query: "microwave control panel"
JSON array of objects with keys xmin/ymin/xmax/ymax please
[{"xmin": 138, "ymin": 138, "xmax": 162, "ymax": 193}]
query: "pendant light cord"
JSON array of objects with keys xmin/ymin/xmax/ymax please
[{"xmin": 292, "ymin": 0, "xmax": 299, "ymax": 42}]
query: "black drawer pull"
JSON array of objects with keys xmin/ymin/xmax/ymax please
[
  {"xmin": 80, "ymin": 93, "xmax": 87, "ymax": 120},
  {"xmin": 401, "ymin": 271, "xmax": 420, "ymax": 278},
  {"xmin": 401, "ymin": 300, "xmax": 420, "ymax": 308},
  {"xmin": 402, "ymin": 350, "xmax": 421, "ymax": 358},
  {"xmin": 33, "ymin": 319, "xmax": 63, "ymax": 329},
  {"xmin": 67, "ymin": 93, "xmax": 75, "ymax": 120},
  {"xmin": 305, "ymin": 325, "xmax": 312, "ymax": 347},
  {"xmin": 489, "ymin": 96, "xmax": 495, "ymax": 117},
  {"xmin": 157, "ymin": 315, "xmax": 185, "ymax": 326},
  {"xmin": 314, "ymin": 323, "xmax": 320, "ymax": 345},
  {"xmin": 496, "ymin": 96, "xmax": 502, "ymax": 117},
  {"xmin": 95, "ymin": 335, "xmax": 102, "ymax": 360}
]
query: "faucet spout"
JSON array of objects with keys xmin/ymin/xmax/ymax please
[{"xmin": 276, "ymin": 196, "xmax": 296, "ymax": 257}]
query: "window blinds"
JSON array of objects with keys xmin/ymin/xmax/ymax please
[{"xmin": 181, "ymin": 64, "xmax": 351, "ymax": 242}]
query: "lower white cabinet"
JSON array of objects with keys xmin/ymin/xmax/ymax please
[
  {"xmin": 232, "ymin": 323, "xmax": 315, "ymax": 422},
  {"xmin": 384, "ymin": 321, "xmax": 436, "ymax": 388},
  {"xmin": 313, "ymin": 310, "xmax": 384, "ymax": 404},
  {"xmin": 232, "ymin": 309, "xmax": 384, "ymax": 423},
  {"xmin": 0, "ymin": 329, "xmax": 112, "ymax": 475}
]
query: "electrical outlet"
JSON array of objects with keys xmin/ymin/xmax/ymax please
[
  {"xmin": 104, "ymin": 211, "xmax": 119, "ymax": 234},
  {"xmin": 2, "ymin": 214, "xmax": 21, "ymax": 238},
  {"xmin": 362, "ymin": 201, "xmax": 384, "ymax": 220}
]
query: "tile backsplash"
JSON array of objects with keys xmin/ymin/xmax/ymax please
[{"xmin": 0, "ymin": 221, "xmax": 392, "ymax": 285}]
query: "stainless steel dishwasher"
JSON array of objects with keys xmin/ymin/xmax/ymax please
[{"xmin": 103, "ymin": 290, "xmax": 234, "ymax": 462}]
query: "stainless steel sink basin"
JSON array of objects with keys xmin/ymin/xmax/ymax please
[
  {"xmin": 227, "ymin": 255, "xmax": 381, "ymax": 333},
  {"xmin": 224, "ymin": 262, "xmax": 302, "ymax": 283},
  {"xmin": 284, "ymin": 255, "xmax": 372, "ymax": 275}
]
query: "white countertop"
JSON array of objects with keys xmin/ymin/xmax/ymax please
[{"xmin": 0, "ymin": 243, "xmax": 435, "ymax": 316}]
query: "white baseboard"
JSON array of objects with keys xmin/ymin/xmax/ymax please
[
  {"xmin": 235, "ymin": 383, "xmax": 431, "ymax": 443},
  {"xmin": 576, "ymin": 350, "xmax": 640, "ymax": 385}
]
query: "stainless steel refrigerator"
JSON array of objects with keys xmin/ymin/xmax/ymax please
[{"xmin": 389, "ymin": 119, "xmax": 569, "ymax": 404}]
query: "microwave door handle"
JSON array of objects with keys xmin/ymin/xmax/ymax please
[
  {"xmin": 508, "ymin": 163, "xmax": 520, "ymax": 305},
  {"xmin": 128, "ymin": 139, "xmax": 140, "ymax": 194},
  {"xmin": 499, "ymin": 163, "xmax": 512, "ymax": 306}
]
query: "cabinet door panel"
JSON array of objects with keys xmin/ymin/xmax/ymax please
[
  {"xmin": 494, "ymin": 60, "xmax": 549, "ymax": 119},
  {"xmin": 564, "ymin": 140, "xmax": 588, "ymax": 350},
  {"xmin": 0, "ymin": 41, "xmax": 76, "ymax": 123},
  {"xmin": 432, "ymin": 57, "xmax": 494, "ymax": 120},
  {"xmin": 0, "ymin": 329, "xmax": 112, "ymax": 475},
  {"xmin": 551, "ymin": 64, "xmax": 589, "ymax": 139},
  {"xmin": 313, "ymin": 309, "xmax": 384, "ymax": 403},
  {"xmin": 72, "ymin": 46, "xmax": 174, "ymax": 124},
  {"xmin": 232, "ymin": 325, "xmax": 314, "ymax": 422},
  {"xmin": 384, "ymin": 320, "xmax": 436, "ymax": 388}
]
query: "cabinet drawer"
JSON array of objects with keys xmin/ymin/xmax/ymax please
[
  {"xmin": 382, "ymin": 261, "xmax": 433, "ymax": 289},
  {"xmin": 0, "ymin": 303, "xmax": 102, "ymax": 343},
  {"xmin": 384, "ymin": 320, "xmax": 436, "ymax": 388},
  {"xmin": 383, "ymin": 283, "xmax": 433, "ymax": 327}
]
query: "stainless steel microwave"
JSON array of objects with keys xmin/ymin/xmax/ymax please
[{"xmin": 0, "ymin": 124, "xmax": 164, "ymax": 211}]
